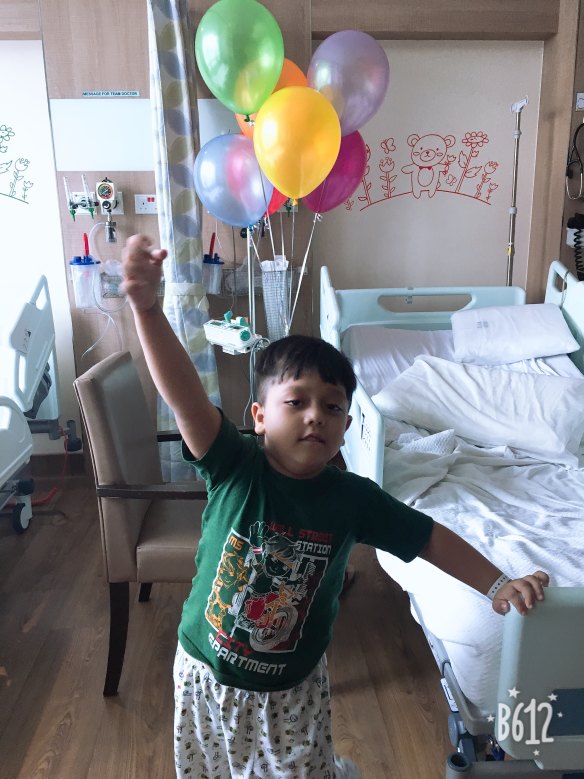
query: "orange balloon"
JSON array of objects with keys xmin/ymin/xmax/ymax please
[
  {"xmin": 236, "ymin": 113, "xmax": 256, "ymax": 138},
  {"xmin": 236, "ymin": 58, "xmax": 307, "ymax": 138}
]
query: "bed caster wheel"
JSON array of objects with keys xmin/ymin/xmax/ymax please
[
  {"xmin": 12, "ymin": 503, "xmax": 30, "ymax": 534},
  {"xmin": 445, "ymin": 752, "xmax": 471, "ymax": 777},
  {"xmin": 17, "ymin": 478, "xmax": 34, "ymax": 495}
]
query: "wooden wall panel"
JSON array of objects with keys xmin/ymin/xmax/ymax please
[
  {"xmin": 311, "ymin": 0, "xmax": 559, "ymax": 41},
  {"xmin": 311, "ymin": 0, "xmax": 574, "ymax": 302},
  {"xmin": 39, "ymin": 0, "xmax": 149, "ymax": 98},
  {"xmin": 559, "ymin": 0, "xmax": 584, "ymax": 277},
  {"xmin": 58, "ymin": 170, "xmax": 160, "ymax": 413},
  {"xmin": 527, "ymin": 0, "xmax": 579, "ymax": 301},
  {"xmin": 0, "ymin": 0, "xmax": 40, "ymax": 38}
]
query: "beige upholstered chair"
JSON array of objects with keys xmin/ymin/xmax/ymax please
[{"xmin": 74, "ymin": 351, "xmax": 206, "ymax": 696}]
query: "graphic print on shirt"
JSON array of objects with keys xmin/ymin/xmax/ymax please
[{"xmin": 205, "ymin": 520, "xmax": 330, "ymax": 654}]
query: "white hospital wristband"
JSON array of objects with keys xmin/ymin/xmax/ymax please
[{"xmin": 487, "ymin": 574, "xmax": 511, "ymax": 600}]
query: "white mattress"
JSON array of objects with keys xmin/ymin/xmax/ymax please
[
  {"xmin": 376, "ymin": 424, "xmax": 584, "ymax": 715},
  {"xmin": 344, "ymin": 326, "xmax": 584, "ymax": 715}
]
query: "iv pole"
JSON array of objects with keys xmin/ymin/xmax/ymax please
[{"xmin": 506, "ymin": 96, "xmax": 528, "ymax": 286}]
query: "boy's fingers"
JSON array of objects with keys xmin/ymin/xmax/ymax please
[
  {"xmin": 126, "ymin": 233, "xmax": 152, "ymax": 251},
  {"xmin": 492, "ymin": 571, "xmax": 549, "ymax": 617},
  {"xmin": 492, "ymin": 598, "xmax": 510, "ymax": 616},
  {"xmin": 149, "ymin": 249, "xmax": 168, "ymax": 264},
  {"xmin": 526, "ymin": 572, "xmax": 548, "ymax": 600},
  {"xmin": 502, "ymin": 587, "xmax": 529, "ymax": 615},
  {"xmin": 533, "ymin": 570, "xmax": 550, "ymax": 587}
]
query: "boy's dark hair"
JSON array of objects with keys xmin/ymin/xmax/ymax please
[{"xmin": 254, "ymin": 335, "xmax": 356, "ymax": 404}]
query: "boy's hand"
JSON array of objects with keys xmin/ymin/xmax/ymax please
[
  {"xmin": 121, "ymin": 234, "xmax": 167, "ymax": 313},
  {"xmin": 492, "ymin": 571, "xmax": 549, "ymax": 616}
]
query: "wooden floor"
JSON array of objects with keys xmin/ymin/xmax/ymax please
[{"xmin": 0, "ymin": 474, "xmax": 452, "ymax": 779}]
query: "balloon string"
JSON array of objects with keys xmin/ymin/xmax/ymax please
[
  {"xmin": 259, "ymin": 167, "xmax": 277, "ymax": 261},
  {"xmin": 289, "ymin": 205, "xmax": 296, "ymax": 321},
  {"xmin": 229, "ymin": 227, "xmax": 237, "ymax": 314},
  {"xmin": 250, "ymin": 231, "xmax": 262, "ymax": 262},
  {"xmin": 291, "ymin": 204, "xmax": 296, "ymax": 261},
  {"xmin": 290, "ymin": 212, "xmax": 318, "ymax": 328},
  {"xmin": 316, "ymin": 178, "xmax": 328, "ymax": 214},
  {"xmin": 279, "ymin": 210, "xmax": 284, "ymax": 258},
  {"xmin": 246, "ymin": 226, "xmax": 255, "ymax": 335}
]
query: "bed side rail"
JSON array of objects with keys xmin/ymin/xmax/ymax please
[
  {"xmin": 320, "ymin": 267, "xmax": 526, "ymax": 346},
  {"xmin": 9, "ymin": 275, "xmax": 57, "ymax": 415},
  {"xmin": 546, "ymin": 260, "xmax": 584, "ymax": 375},
  {"xmin": 341, "ymin": 378, "xmax": 384, "ymax": 486},
  {"xmin": 0, "ymin": 395, "xmax": 33, "ymax": 486},
  {"xmin": 320, "ymin": 265, "xmax": 341, "ymax": 348}
]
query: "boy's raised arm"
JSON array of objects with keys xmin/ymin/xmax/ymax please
[{"xmin": 121, "ymin": 234, "xmax": 221, "ymax": 460}]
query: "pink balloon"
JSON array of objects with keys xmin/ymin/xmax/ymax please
[{"xmin": 303, "ymin": 131, "xmax": 367, "ymax": 213}]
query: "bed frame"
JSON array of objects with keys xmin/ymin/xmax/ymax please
[
  {"xmin": 320, "ymin": 260, "xmax": 584, "ymax": 777},
  {"xmin": 0, "ymin": 276, "xmax": 62, "ymax": 532}
]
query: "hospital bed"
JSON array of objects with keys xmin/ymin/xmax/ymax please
[
  {"xmin": 320, "ymin": 260, "xmax": 584, "ymax": 777},
  {"xmin": 0, "ymin": 275, "xmax": 61, "ymax": 533}
]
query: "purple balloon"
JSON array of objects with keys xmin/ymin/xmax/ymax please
[
  {"xmin": 303, "ymin": 131, "xmax": 367, "ymax": 213},
  {"xmin": 308, "ymin": 30, "xmax": 389, "ymax": 136},
  {"xmin": 194, "ymin": 134, "xmax": 273, "ymax": 227}
]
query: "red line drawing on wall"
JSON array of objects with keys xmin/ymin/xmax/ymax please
[
  {"xmin": 351, "ymin": 128, "xmax": 499, "ymax": 211},
  {"xmin": 357, "ymin": 144, "xmax": 373, "ymax": 208},
  {"xmin": 380, "ymin": 137, "xmax": 396, "ymax": 155},
  {"xmin": 475, "ymin": 160, "xmax": 498, "ymax": 199},
  {"xmin": 379, "ymin": 157, "xmax": 397, "ymax": 198},
  {"xmin": 379, "ymin": 137, "xmax": 397, "ymax": 198},
  {"xmin": 401, "ymin": 133, "xmax": 456, "ymax": 199},
  {"xmin": 455, "ymin": 130, "xmax": 489, "ymax": 193},
  {"xmin": 486, "ymin": 182, "xmax": 499, "ymax": 203}
]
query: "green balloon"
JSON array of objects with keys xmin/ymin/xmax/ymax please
[{"xmin": 195, "ymin": 0, "xmax": 284, "ymax": 115}]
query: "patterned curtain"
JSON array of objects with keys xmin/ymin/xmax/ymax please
[{"xmin": 147, "ymin": 0, "xmax": 220, "ymax": 480}]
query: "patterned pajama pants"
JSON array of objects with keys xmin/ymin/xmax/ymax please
[{"xmin": 173, "ymin": 643, "xmax": 359, "ymax": 779}]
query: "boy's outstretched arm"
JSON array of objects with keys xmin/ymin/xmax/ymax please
[
  {"xmin": 419, "ymin": 522, "xmax": 549, "ymax": 616},
  {"xmin": 121, "ymin": 234, "xmax": 221, "ymax": 459}
]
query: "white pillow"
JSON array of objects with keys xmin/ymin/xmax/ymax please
[
  {"xmin": 371, "ymin": 356, "xmax": 584, "ymax": 466},
  {"xmin": 341, "ymin": 326, "xmax": 455, "ymax": 395},
  {"xmin": 451, "ymin": 303, "xmax": 579, "ymax": 365}
]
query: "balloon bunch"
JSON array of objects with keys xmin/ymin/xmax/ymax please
[{"xmin": 193, "ymin": 0, "xmax": 390, "ymax": 226}]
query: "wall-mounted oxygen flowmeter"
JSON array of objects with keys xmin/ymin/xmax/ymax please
[
  {"xmin": 95, "ymin": 177, "xmax": 119, "ymax": 244},
  {"xmin": 96, "ymin": 178, "xmax": 117, "ymax": 213}
]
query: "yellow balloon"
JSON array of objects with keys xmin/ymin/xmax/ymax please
[{"xmin": 253, "ymin": 86, "xmax": 341, "ymax": 200}]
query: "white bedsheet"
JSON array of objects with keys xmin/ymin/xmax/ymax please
[{"xmin": 376, "ymin": 421, "xmax": 584, "ymax": 715}]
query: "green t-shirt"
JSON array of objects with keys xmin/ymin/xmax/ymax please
[{"xmin": 179, "ymin": 414, "xmax": 433, "ymax": 692}]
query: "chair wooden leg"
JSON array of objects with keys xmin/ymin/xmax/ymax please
[
  {"xmin": 104, "ymin": 582, "xmax": 129, "ymax": 697},
  {"xmin": 138, "ymin": 582, "xmax": 152, "ymax": 602}
]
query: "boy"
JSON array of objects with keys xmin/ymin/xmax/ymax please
[{"xmin": 122, "ymin": 234, "xmax": 548, "ymax": 779}]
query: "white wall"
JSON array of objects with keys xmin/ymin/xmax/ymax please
[
  {"xmin": 314, "ymin": 41, "xmax": 543, "ymax": 292},
  {"xmin": 0, "ymin": 40, "xmax": 77, "ymax": 455}
]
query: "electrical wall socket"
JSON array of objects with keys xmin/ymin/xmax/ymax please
[
  {"xmin": 100, "ymin": 191, "xmax": 124, "ymax": 215},
  {"xmin": 135, "ymin": 194, "xmax": 158, "ymax": 214}
]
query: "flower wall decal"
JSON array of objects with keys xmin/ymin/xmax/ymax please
[{"xmin": 0, "ymin": 123, "xmax": 34, "ymax": 203}]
